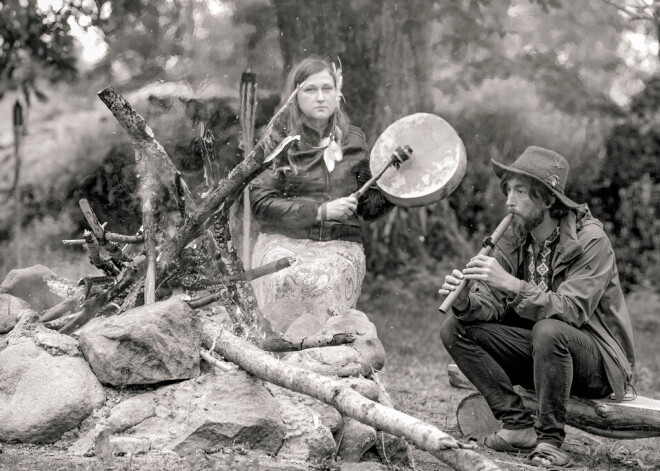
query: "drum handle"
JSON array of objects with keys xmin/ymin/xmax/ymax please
[
  {"xmin": 438, "ymin": 214, "xmax": 513, "ymax": 314},
  {"xmin": 350, "ymin": 145, "xmax": 412, "ymax": 199}
]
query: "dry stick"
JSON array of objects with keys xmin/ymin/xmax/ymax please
[
  {"xmin": 39, "ymin": 295, "xmax": 82, "ymax": 323},
  {"xmin": 39, "ymin": 275, "xmax": 115, "ymax": 322},
  {"xmin": 59, "ymin": 268, "xmax": 138, "ymax": 335},
  {"xmin": 187, "ymin": 256, "xmax": 294, "ymax": 309},
  {"xmin": 259, "ymin": 332, "xmax": 358, "ymax": 353},
  {"xmin": 239, "ymin": 68, "xmax": 257, "ymax": 269},
  {"xmin": 44, "ymin": 312, "xmax": 80, "ymax": 331},
  {"xmin": 82, "ymin": 231, "xmax": 120, "ymax": 276},
  {"xmin": 208, "ymin": 213, "xmax": 262, "ymax": 334},
  {"xmin": 62, "ymin": 233, "xmax": 144, "ymax": 246},
  {"xmin": 201, "ymin": 323, "xmax": 501, "ymax": 471},
  {"xmin": 140, "ymin": 150, "xmax": 158, "ymax": 305},
  {"xmin": 79, "ymin": 199, "xmax": 132, "ymax": 268},
  {"xmin": 199, "ymin": 350, "xmax": 234, "ymax": 372}
]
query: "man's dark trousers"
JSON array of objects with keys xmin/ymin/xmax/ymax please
[{"xmin": 440, "ymin": 316, "xmax": 612, "ymax": 446}]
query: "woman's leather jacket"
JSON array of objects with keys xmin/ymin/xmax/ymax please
[{"xmin": 249, "ymin": 125, "xmax": 393, "ymax": 243}]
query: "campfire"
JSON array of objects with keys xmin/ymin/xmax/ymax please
[{"xmin": 0, "ymin": 87, "xmax": 500, "ymax": 471}]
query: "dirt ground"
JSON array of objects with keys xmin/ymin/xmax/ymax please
[{"xmin": 1, "ymin": 271, "xmax": 659, "ymax": 471}]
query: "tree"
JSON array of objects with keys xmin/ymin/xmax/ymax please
[{"xmin": 0, "ymin": 0, "xmax": 91, "ymax": 102}]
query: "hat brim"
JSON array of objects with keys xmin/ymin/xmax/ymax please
[{"xmin": 491, "ymin": 160, "xmax": 580, "ymax": 208}]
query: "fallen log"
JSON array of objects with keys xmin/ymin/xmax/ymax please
[
  {"xmin": 201, "ymin": 321, "xmax": 500, "ymax": 471},
  {"xmin": 449, "ymin": 363, "xmax": 660, "ymax": 440}
]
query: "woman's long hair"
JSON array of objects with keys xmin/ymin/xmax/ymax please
[{"xmin": 280, "ymin": 57, "xmax": 350, "ymax": 139}]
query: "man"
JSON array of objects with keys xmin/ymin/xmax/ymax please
[{"xmin": 439, "ymin": 146, "xmax": 635, "ymax": 468}]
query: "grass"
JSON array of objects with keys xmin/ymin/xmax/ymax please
[{"xmin": 359, "ymin": 267, "xmax": 660, "ymax": 471}]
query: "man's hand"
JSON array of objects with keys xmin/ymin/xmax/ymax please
[
  {"xmin": 463, "ymin": 254, "xmax": 520, "ymax": 294},
  {"xmin": 439, "ymin": 269, "xmax": 470, "ymax": 310}
]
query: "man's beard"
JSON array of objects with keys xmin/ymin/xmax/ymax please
[{"xmin": 510, "ymin": 204, "xmax": 546, "ymax": 244}]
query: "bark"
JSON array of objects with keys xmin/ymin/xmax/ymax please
[
  {"xmin": 97, "ymin": 86, "xmax": 196, "ymax": 209},
  {"xmin": 258, "ymin": 332, "xmax": 358, "ymax": 352},
  {"xmin": 201, "ymin": 321, "xmax": 500, "ymax": 471}
]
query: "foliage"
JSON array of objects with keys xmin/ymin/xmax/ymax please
[
  {"xmin": 595, "ymin": 74, "xmax": 660, "ymax": 290},
  {"xmin": 0, "ymin": 0, "xmax": 94, "ymax": 102}
]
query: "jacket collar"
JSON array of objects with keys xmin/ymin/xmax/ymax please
[{"xmin": 290, "ymin": 124, "xmax": 364, "ymax": 158}]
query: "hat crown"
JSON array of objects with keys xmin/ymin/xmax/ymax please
[
  {"xmin": 491, "ymin": 146, "xmax": 579, "ymax": 208},
  {"xmin": 506, "ymin": 146, "xmax": 569, "ymax": 193}
]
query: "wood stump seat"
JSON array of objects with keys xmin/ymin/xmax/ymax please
[{"xmin": 448, "ymin": 363, "xmax": 660, "ymax": 440}]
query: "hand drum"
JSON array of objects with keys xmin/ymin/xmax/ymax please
[{"xmin": 370, "ymin": 113, "xmax": 467, "ymax": 207}]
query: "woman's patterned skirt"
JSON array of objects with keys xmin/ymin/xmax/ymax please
[{"xmin": 251, "ymin": 232, "xmax": 366, "ymax": 336}]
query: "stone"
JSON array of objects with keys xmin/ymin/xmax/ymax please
[
  {"xmin": 125, "ymin": 370, "xmax": 284, "ymax": 455},
  {"xmin": 265, "ymin": 384, "xmax": 339, "ymax": 463},
  {"xmin": 284, "ymin": 313, "xmax": 324, "ymax": 340},
  {"xmin": 340, "ymin": 462, "xmax": 388, "ymax": 471},
  {"xmin": 0, "ymin": 265, "xmax": 68, "ymax": 312},
  {"xmin": 352, "ymin": 337, "xmax": 386, "ymax": 376},
  {"xmin": 109, "ymin": 436, "xmax": 152, "ymax": 456},
  {"xmin": 283, "ymin": 346, "xmax": 361, "ymax": 377},
  {"xmin": 78, "ymin": 298, "xmax": 202, "ymax": 386},
  {"xmin": 335, "ymin": 418, "xmax": 377, "ymax": 462},
  {"xmin": 261, "ymin": 297, "xmax": 308, "ymax": 335},
  {"xmin": 374, "ymin": 432, "xmax": 413, "ymax": 468},
  {"xmin": 0, "ymin": 334, "xmax": 106, "ymax": 443},
  {"xmin": 323, "ymin": 309, "xmax": 378, "ymax": 339},
  {"xmin": 0, "ymin": 294, "xmax": 35, "ymax": 334},
  {"xmin": 105, "ymin": 393, "xmax": 157, "ymax": 433}
]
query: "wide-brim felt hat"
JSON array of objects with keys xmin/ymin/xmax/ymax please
[{"xmin": 491, "ymin": 146, "xmax": 580, "ymax": 208}]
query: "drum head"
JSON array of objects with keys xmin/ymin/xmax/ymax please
[{"xmin": 370, "ymin": 113, "xmax": 467, "ymax": 207}]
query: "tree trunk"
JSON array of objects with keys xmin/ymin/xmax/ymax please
[{"xmin": 202, "ymin": 320, "xmax": 501, "ymax": 471}]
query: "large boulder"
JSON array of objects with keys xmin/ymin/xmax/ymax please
[
  {"xmin": 78, "ymin": 297, "xmax": 202, "ymax": 386},
  {"xmin": 265, "ymin": 383, "xmax": 341, "ymax": 463},
  {"xmin": 0, "ymin": 294, "xmax": 35, "ymax": 334},
  {"xmin": 0, "ymin": 325, "xmax": 106, "ymax": 443},
  {"xmin": 123, "ymin": 369, "xmax": 285, "ymax": 455},
  {"xmin": 0, "ymin": 264, "xmax": 71, "ymax": 312}
]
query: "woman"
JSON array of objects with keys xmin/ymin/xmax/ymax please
[{"xmin": 249, "ymin": 57, "xmax": 394, "ymax": 337}]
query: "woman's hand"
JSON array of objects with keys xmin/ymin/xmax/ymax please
[{"xmin": 318, "ymin": 196, "xmax": 358, "ymax": 221}]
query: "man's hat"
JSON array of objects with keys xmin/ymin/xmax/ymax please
[{"xmin": 491, "ymin": 146, "xmax": 579, "ymax": 208}]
